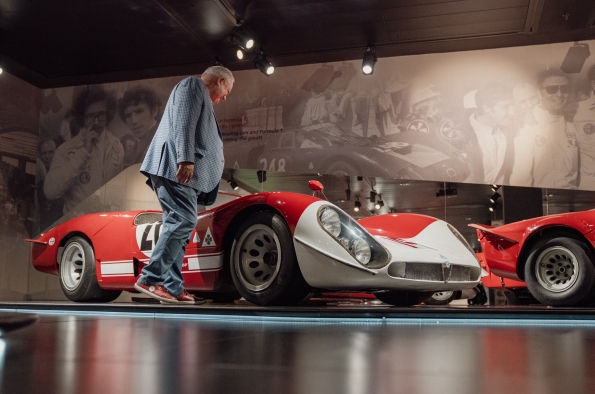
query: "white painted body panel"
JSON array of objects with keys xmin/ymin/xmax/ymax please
[{"xmin": 293, "ymin": 201, "xmax": 480, "ymax": 291}]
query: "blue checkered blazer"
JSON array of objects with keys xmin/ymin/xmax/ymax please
[{"xmin": 140, "ymin": 76, "xmax": 224, "ymax": 193}]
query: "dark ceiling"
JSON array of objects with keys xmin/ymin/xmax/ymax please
[{"xmin": 2, "ymin": 0, "xmax": 595, "ymax": 88}]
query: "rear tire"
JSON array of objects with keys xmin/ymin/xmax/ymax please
[
  {"xmin": 524, "ymin": 236, "xmax": 595, "ymax": 307},
  {"xmin": 59, "ymin": 236, "xmax": 122, "ymax": 302},
  {"xmin": 230, "ymin": 211, "xmax": 310, "ymax": 305},
  {"xmin": 374, "ymin": 291, "xmax": 433, "ymax": 307}
]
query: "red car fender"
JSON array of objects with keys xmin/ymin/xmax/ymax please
[
  {"xmin": 471, "ymin": 211, "xmax": 595, "ymax": 280},
  {"xmin": 208, "ymin": 192, "xmax": 321, "ymax": 244},
  {"xmin": 27, "ymin": 212, "xmax": 123, "ymax": 274}
]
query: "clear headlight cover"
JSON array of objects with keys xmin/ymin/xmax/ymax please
[
  {"xmin": 447, "ymin": 224, "xmax": 477, "ymax": 258},
  {"xmin": 317, "ymin": 206, "xmax": 390, "ymax": 269},
  {"xmin": 319, "ymin": 207, "xmax": 341, "ymax": 237}
]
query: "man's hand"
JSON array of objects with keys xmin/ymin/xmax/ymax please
[
  {"xmin": 176, "ymin": 162, "xmax": 194, "ymax": 184},
  {"xmin": 79, "ymin": 125, "xmax": 99, "ymax": 153}
]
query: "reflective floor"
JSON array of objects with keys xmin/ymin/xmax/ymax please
[{"xmin": 1, "ymin": 312, "xmax": 595, "ymax": 394}]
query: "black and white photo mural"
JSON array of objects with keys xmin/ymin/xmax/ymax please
[
  {"xmin": 214, "ymin": 39, "xmax": 595, "ymax": 191},
  {"xmin": 37, "ymin": 39, "xmax": 595, "ymax": 233}
]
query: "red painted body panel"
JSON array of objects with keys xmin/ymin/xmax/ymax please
[
  {"xmin": 476, "ymin": 252, "xmax": 526, "ymax": 288},
  {"xmin": 29, "ymin": 212, "xmax": 125, "ymax": 274},
  {"xmin": 30, "ymin": 192, "xmax": 320, "ymax": 292},
  {"xmin": 358, "ymin": 214, "xmax": 437, "ymax": 240},
  {"xmin": 472, "ymin": 210, "xmax": 595, "ymax": 280}
]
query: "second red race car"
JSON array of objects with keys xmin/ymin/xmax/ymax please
[{"xmin": 471, "ymin": 210, "xmax": 595, "ymax": 307}]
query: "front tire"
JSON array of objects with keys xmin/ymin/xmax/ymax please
[
  {"xmin": 59, "ymin": 236, "xmax": 122, "ymax": 302},
  {"xmin": 424, "ymin": 290, "xmax": 461, "ymax": 305},
  {"xmin": 230, "ymin": 211, "xmax": 310, "ymax": 305},
  {"xmin": 374, "ymin": 291, "xmax": 433, "ymax": 307},
  {"xmin": 524, "ymin": 236, "xmax": 595, "ymax": 307}
]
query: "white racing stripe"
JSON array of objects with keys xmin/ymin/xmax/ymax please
[
  {"xmin": 100, "ymin": 262, "xmax": 134, "ymax": 276},
  {"xmin": 186, "ymin": 252, "xmax": 223, "ymax": 271},
  {"xmin": 100, "ymin": 252, "xmax": 224, "ymax": 277}
]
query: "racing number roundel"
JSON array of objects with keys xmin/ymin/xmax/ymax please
[{"xmin": 136, "ymin": 222, "xmax": 163, "ymax": 257}]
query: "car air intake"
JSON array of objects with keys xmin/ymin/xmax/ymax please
[
  {"xmin": 403, "ymin": 262, "xmax": 480, "ymax": 282},
  {"xmin": 133, "ymin": 212, "xmax": 162, "ymax": 226}
]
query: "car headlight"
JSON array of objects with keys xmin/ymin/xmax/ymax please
[
  {"xmin": 317, "ymin": 206, "xmax": 390, "ymax": 268},
  {"xmin": 319, "ymin": 207, "xmax": 341, "ymax": 237}
]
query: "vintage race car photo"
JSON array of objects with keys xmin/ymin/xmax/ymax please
[
  {"xmin": 243, "ymin": 122, "xmax": 470, "ymax": 182},
  {"xmin": 27, "ymin": 182, "xmax": 481, "ymax": 306},
  {"xmin": 470, "ymin": 210, "xmax": 595, "ymax": 307}
]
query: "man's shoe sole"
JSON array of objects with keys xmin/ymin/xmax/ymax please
[{"xmin": 134, "ymin": 283, "xmax": 177, "ymax": 303}]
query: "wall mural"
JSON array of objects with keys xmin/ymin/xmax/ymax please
[{"xmin": 37, "ymin": 39, "xmax": 595, "ymax": 234}]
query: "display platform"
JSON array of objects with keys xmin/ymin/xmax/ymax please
[{"xmin": 1, "ymin": 301, "xmax": 595, "ymax": 325}]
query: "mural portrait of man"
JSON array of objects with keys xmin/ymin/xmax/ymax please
[
  {"xmin": 117, "ymin": 85, "xmax": 161, "ymax": 168},
  {"xmin": 43, "ymin": 85, "xmax": 124, "ymax": 213}
]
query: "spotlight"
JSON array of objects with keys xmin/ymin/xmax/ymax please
[
  {"xmin": 229, "ymin": 29, "xmax": 254, "ymax": 51},
  {"xmin": 255, "ymin": 55, "xmax": 274, "ymax": 76},
  {"xmin": 491, "ymin": 185, "xmax": 500, "ymax": 192},
  {"xmin": 375, "ymin": 199, "xmax": 384, "ymax": 210},
  {"xmin": 489, "ymin": 192, "xmax": 501, "ymax": 203},
  {"xmin": 354, "ymin": 200, "xmax": 361, "ymax": 212},
  {"xmin": 489, "ymin": 202, "xmax": 500, "ymax": 212},
  {"xmin": 236, "ymin": 49, "xmax": 245, "ymax": 60},
  {"xmin": 229, "ymin": 178, "xmax": 239, "ymax": 191},
  {"xmin": 257, "ymin": 170, "xmax": 266, "ymax": 183},
  {"xmin": 0, "ymin": 67, "xmax": 3, "ymax": 75},
  {"xmin": 370, "ymin": 191, "xmax": 376, "ymax": 203},
  {"xmin": 362, "ymin": 48, "xmax": 377, "ymax": 75}
]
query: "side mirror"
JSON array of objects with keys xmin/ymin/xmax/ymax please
[{"xmin": 308, "ymin": 180, "xmax": 324, "ymax": 191}]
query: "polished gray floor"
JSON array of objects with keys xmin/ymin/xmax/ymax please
[{"xmin": 1, "ymin": 313, "xmax": 595, "ymax": 394}]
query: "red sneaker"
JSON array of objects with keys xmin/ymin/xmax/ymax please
[
  {"xmin": 134, "ymin": 282, "xmax": 177, "ymax": 303},
  {"xmin": 161, "ymin": 290, "xmax": 206, "ymax": 305}
]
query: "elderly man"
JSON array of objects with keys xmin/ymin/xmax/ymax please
[
  {"xmin": 134, "ymin": 66, "xmax": 234, "ymax": 304},
  {"xmin": 44, "ymin": 86, "xmax": 124, "ymax": 213}
]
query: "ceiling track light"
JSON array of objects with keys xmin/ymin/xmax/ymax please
[
  {"xmin": 491, "ymin": 185, "xmax": 500, "ymax": 192},
  {"xmin": 375, "ymin": 199, "xmax": 384, "ymax": 210},
  {"xmin": 362, "ymin": 47, "xmax": 377, "ymax": 75},
  {"xmin": 490, "ymin": 192, "xmax": 501, "ymax": 203},
  {"xmin": 369, "ymin": 190, "xmax": 376, "ymax": 203},
  {"xmin": 374, "ymin": 194, "xmax": 383, "ymax": 210},
  {"xmin": 255, "ymin": 54, "xmax": 274, "ymax": 76},
  {"xmin": 354, "ymin": 200, "xmax": 361, "ymax": 212},
  {"xmin": 229, "ymin": 177, "xmax": 239, "ymax": 191},
  {"xmin": 229, "ymin": 28, "xmax": 254, "ymax": 52}
]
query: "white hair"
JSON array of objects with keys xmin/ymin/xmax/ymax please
[{"xmin": 203, "ymin": 65, "xmax": 235, "ymax": 84}]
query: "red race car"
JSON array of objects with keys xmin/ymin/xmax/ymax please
[
  {"xmin": 27, "ymin": 182, "xmax": 481, "ymax": 306},
  {"xmin": 470, "ymin": 210, "xmax": 595, "ymax": 307}
]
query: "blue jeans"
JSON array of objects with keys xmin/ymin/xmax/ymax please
[{"xmin": 137, "ymin": 175, "xmax": 198, "ymax": 297}]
